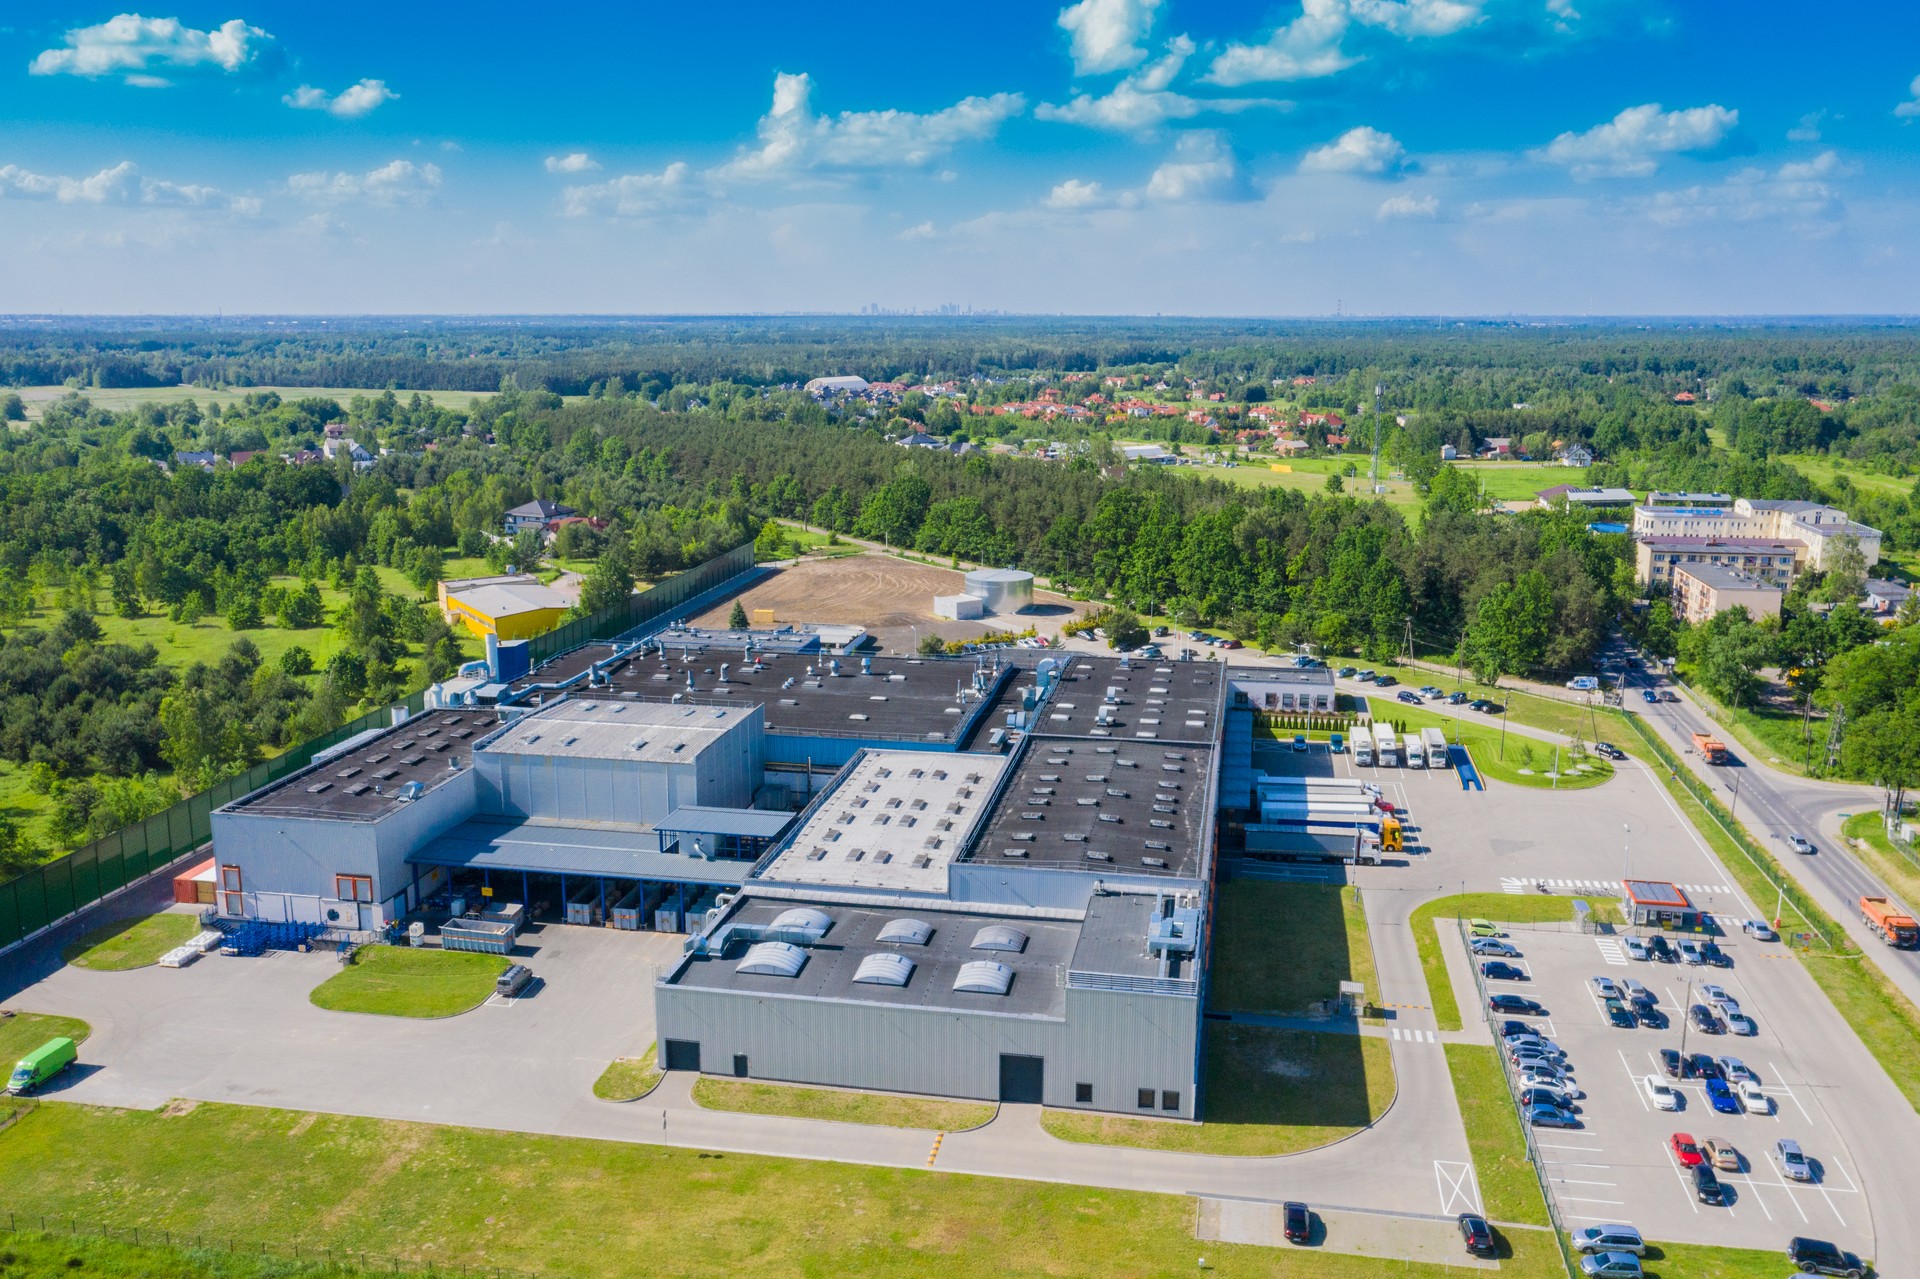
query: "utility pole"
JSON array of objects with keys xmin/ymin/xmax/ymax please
[
  {"xmin": 1624, "ymin": 823, "xmax": 1631, "ymax": 883},
  {"xmin": 1370, "ymin": 382, "xmax": 1384, "ymax": 494},
  {"xmin": 1402, "ymin": 616, "xmax": 1415, "ymax": 667},
  {"xmin": 1824, "ymin": 703, "xmax": 1846, "ymax": 773}
]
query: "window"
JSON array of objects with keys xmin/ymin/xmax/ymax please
[
  {"xmin": 1162, "ymin": 1090, "xmax": 1181, "ymax": 1112},
  {"xmin": 335, "ymin": 874, "xmax": 373, "ymax": 903},
  {"xmin": 1137, "ymin": 1088, "xmax": 1155, "ymax": 1110},
  {"xmin": 1076, "ymin": 1083, "xmax": 1093, "ymax": 1104}
]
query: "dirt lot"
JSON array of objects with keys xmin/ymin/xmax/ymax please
[{"xmin": 691, "ymin": 552, "xmax": 1087, "ymax": 653}]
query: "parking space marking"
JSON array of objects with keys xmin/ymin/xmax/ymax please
[
  {"xmin": 1533, "ymin": 1141, "xmax": 1605, "ymax": 1152},
  {"xmin": 1556, "ymin": 1195, "xmax": 1627, "ymax": 1206},
  {"xmin": 1662, "ymin": 1150, "xmax": 1702, "ymax": 1216},
  {"xmin": 1433, "ymin": 1160, "xmax": 1481, "ymax": 1215},
  {"xmin": 1594, "ymin": 938, "xmax": 1628, "ymax": 966},
  {"xmin": 1765, "ymin": 1062, "xmax": 1815, "ymax": 1124},
  {"xmin": 483, "ymin": 992, "xmax": 522, "ymax": 1009}
]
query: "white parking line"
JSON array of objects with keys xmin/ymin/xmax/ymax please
[
  {"xmin": 1434, "ymin": 1160, "xmax": 1481, "ymax": 1215},
  {"xmin": 1766, "ymin": 1062, "xmax": 1815, "ymax": 1124},
  {"xmin": 1557, "ymin": 1195, "xmax": 1627, "ymax": 1205},
  {"xmin": 1534, "ymin": 1141, "xmax": 1605, "ymax": 1152},
  {"xmin": 1595, "ymin": 938, "xmax": 1628, "ymax": 966}
]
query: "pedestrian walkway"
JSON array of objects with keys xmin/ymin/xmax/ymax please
[
  {"xmin": 1500, "ymin": 876, "xmax": 1731, "ymax": 895},
  {"xmin": 1389, "ymin": 1027, "xmax": 1438, "ymax": 1043}
]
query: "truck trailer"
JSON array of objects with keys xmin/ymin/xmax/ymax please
[
  {"xmin": 1242, "ymin": 825, "xmax": 1382, "ymax": 866},
  {"xmin": 1373, "ymin": 722, "xmax": 1400, "ymax": 766},
  {"xmin": 1421, "ymin": 726, "xmax": 1451, "ymax": 768},
  {"xmin": 1862, "ymin": 896, "xmax": 1919, "ymax": 947}
]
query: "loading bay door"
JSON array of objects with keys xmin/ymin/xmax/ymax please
[
  {"xmin": 998, "ymin": 1054, "xmax": 1044, "ymax": 1104},
  {"xmin": 663, "ymin": 1040, "xmax": 701, "ymax": 1072}
]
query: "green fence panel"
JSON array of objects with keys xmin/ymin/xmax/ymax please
[
  {"xmin": 69, "ymin": 844, "xmax": 100, "ymax": 908},
  {"xmin": 0, "ymin": 881, "xmax": 19, "ymax": 948},
  {"xmin": 95, "ymin": 832, "xmax": 125, "ymax": 898},
  {"xmin": 41, "ymin": 856, "xmax": 75, "ymax": 922}
]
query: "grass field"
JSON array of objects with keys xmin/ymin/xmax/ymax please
[
  {"xmin": 1841, "ymin": 811, "xmax": 1920, "ymax": 917},
  {"xmin": 13, "ymin": 384, "xmax": 507, "ymax": 422},
  {"xmin": 61, "ymin": 912, "xmax": 200, "ymax": 971},
  {"xmin": 1191, "ymin": 455, "xmax": 1424, "ymax": 514},
  {"xmin": 692, "ymin": 1079, "xmax": 996, "ymax": 1131},
  {"xmin": 1207, "ymin": 882, "xmax": 1378, "ymax": 1013},
  {"xmin": 307, "ymin": 946, "xmax": 505, "ymax": 1018},
  {"xmin": 1410, "ymin": 893, "xmax": 1620, "ymax": 1031},
  {"xmin": 1387, "ymin": 704, "xmax": 1614, "ymax": 789},
  {"xmin": 1774, "ymin": 451, "xmax": 1915, "ymax": 498},
  {"xmin": 1672, "ymin": 673, "xmax": 1825, "ymax": 778},
  {"xmin": 1443, "ymin": 1043, "xmax": 1550, "ymax": 1226},
  {"xmin": 0, "ymin": 1097, "xmax": 1541, "ymax": 1279},
  {"xmin": 1041, "ymin": 1025, "xmax": 1392, "ymax": 1156},
  {"xmin": 592, "ymin": 1047, "xmax": 663, "ymax": 1102},
  {"xmin": 1450, "ymin": 460, "xmax": 1592, "ymax": 502},
  {"xmin": 0, "ymin": 1012, "xmax": 91, "ymax": 1070}
]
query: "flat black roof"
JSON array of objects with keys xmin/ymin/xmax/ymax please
[
  {"xmin": 664, "ymin": 894, "xmax": 1079, "ymax": 1017},
  {"xmin": 224, "ymin": 710, "xmax": 497, "ymax": 821},
  {"xmin": 968, "ymin": 734, "xmax": 1211, "ymax": 878},
  {"xmin": 1035, "ymin": 656, "xmax": 1223, "ymax": 744}
]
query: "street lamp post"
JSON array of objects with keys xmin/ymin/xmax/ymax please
[
  {"xmin": 1624, "ymin": 823, "xmax": 1632, "ymax": 883},
  {"xmin": 1728, "ymin": 769, "xmax": 1742, "ymax": 823}
]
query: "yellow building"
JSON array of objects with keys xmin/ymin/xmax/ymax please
[{"xmin": 442, "ymin": 580, "xmax": 570, "ymax": 641}]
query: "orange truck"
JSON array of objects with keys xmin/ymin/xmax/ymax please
[
  {"xmin": 1690, "ymin": 731, "xmax": 1728, "ymax": 764},
  {"xmin": 1861, "ymin": 896, "xmax": 1919, "ymax": 948}
]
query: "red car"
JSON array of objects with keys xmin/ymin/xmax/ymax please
[{"xmin": 1669, "ymin": 1133, "xmax": 1704, "ymax": 1167}]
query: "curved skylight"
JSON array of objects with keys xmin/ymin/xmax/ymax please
[
  {"xmin": 852, "ymin": 952, "xmax": 915, "ymax": 986},
  {"xmin": 737, "ymin": 941, "xmax": 808, "ymax": 977},
  {"xmin": 953, "ymin": 960, "xmax": 1014, "ymax": 995},
  {"xmin": 876, "ymin": 917, "xmax": 933, "ymax": 946},
  {"xmin": 770, "ymin": 907, "xmax": 833, "ymax": 940},
  {"xmin": 971, "ymin": 924, "xmax": 1028, "ymax": 953}
]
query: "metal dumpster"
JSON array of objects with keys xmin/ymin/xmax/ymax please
[
  {"xmin": 439, "ymin": 917, "xmax": 517, "ymax": 954},
  {"xmin": 564, "ymin": 880, "xmax": 604, "ymax": 926},
  {"xmin": 610, "ymin": 884, "xmax": 644, "ymax": 930}
]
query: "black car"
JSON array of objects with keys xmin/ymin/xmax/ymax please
[
  {"xmin": 1635, "ymin": 1005, "xmax": 1669, "ymax": 1030},
  {"xmin": 1647, "ymin": 935, "xmax": 1675, "ymax": 963},
  {"xmin": 1603, "ymin": 998, "xmax": 1636, "ymax": 1028},
  {"xmin": 1467, "ymin": 699, "xmax": 1491, "ymax": 712},
  {"xmin": 1448, "ymin": 691, "xmax": 1468, "ymax": 705},
  {"xmin": 1786, "ymin": 1237, "xmax": 1868, "ymax": 1278},
  {"xmin": 1283, "ymin": 1201, "xmax": 1312, "ymax": 1245},
  {"xmin": 1519, "ymin": 1086, "xmax": 1573, "ymax": 1110},
  {"xmin": 1703, "ymin": 941, "xmax": 1731, "ymax": 968},
  {"xmin": 1498, "ymin": 1020, "xmax": 1539, "ymax": 1040},
  {"xmin": 1693, "ymin": 1162, "xmax": 1724, "ymax": 1205},
  {"xmin": 1481, "ymin": 961, "xmax": 1527, "ymax": 981},
  {"xmin": 1489, "ymin": 994, "xmax": 1544, "ymax": 1015},
  {"xmin": 1375, "ymin": 674, "xmax": 1398, "ymax": 687},
  {"xmin": 1660, "ymin": 1048, "xmax": 1686, "ymax": 1078},
  {"xmin": 1690, "ymin": 1004, "xmax": 1725, "ymax": 1035},
  {"xmin": 1457, "ymin": 1213, "xmax": 1496, "ymax": 1258},
  {"xmin": 1592, "ymin": 742, "xmax": 1626, "ymax": 761},
  {"xmin": 1688, "ymin": 1052, "xmax": 1723, "ymax": 1079}
]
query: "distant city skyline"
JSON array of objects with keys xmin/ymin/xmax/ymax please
[{"xmin": 2, "ymin": 1, "xmax": 1918, "ymax": 315}]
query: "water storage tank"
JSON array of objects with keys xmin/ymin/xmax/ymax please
[{"xmin": 962, "ymin": 568, "xmax": 1034, "ymax": 614}]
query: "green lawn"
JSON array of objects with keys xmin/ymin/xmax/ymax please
[
  {"xmin": 1207, "ymin": 881, "xmax": 1379, "ymax": 1013},
  {"xmin": 1450, "ymin": 461, "xmax": 1592, "ymax": 502},
  {"xmin": 14, "ymin": 384, "xmax": 504, "ymax": 422},
  {"xmin": 593, "ymin": 1046, "xmax": 663, "ymax": 1102},
  {"xmin": 0, "ymin": 1097, "xmax": 1531, "ymax": 1279},
  {"xmin": 0, "ymin": 1011, "xmax": 91, "ymax": 1069},
  {"xmin": 1841, "ymin": 812, "xmax": 1920, "ymax": 918},
  {"xmin": 1193, "ymin": 457, "xmax": 1424, "ymax": 514},
  {"xmin": 1773, "ymin": 451, "xmax": 1915, "ymax": 498},
  {"xmin": 1640, "ymin": 1241, "xmax": 1816, "ymax": 1279},
  {"xmin": 1673, "ymin": 675, "xmax": 1827, "ymax": 778},
  {"xmin": 61, "ymin": 912, "xmax": 200, "ymax": 971},
  {"xmin": 1443, "ymin": 1044, "xmax": 1550, "ymax": 1227},
  {"xmin": 1041, "ymin": 1025, "xmax": 1393, "ymax": 1156},
  {"xmin": 1387, "ymin": 704, "xmax": 1614, "ymax": 790},
  {"xmin": 1410, "ymin": 894, "xmax": 1620, "ymax": 1031},
  {"xmin": 692, "ymin": 1078, "xmax": 996, "ymax": 1131},
  {"xmin": 307, "ymin": 946, "xmax": 506, "ymax": 1018}
]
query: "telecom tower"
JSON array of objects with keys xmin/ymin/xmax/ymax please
[{"xmin": 1370, "ymin": 382, "xmax": 1384, "ymax": 493}]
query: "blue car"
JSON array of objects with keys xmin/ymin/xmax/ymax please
[
  {"xmin": 1642, "ymin": 689, "xmax": 1659, "ymax": 704},
  {"xmin": 1705, "ymin": 1078, "xmax": 1741, "ymax": 1114}
]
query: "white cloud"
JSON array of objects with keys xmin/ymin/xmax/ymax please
[
  {"xmin": 1206, "ymin": 0, "xmax": 1484, "ymax": 86},
  {"xmin": 0, "ymin": 159, "xmax": 255, "ymax": 212},
  {"xmin": 1057, "ymin": 0, "xmax": 1161, "ymax": 75},
  {"xmin": 1897, "ymin": 74, "xmax": 1920, "ymax": 119},
  {"xmin": 713, "ymin": 73, "xmax": 1025, "ymax": 180},
  {"xmin": 545, "ymin": 152, "xmax": 601, "ymax": 174},
  {"xmin": 1144, "ymin": 131, "xmax": 1245, "ymax": 202},
  {"xmin": 1037, "ymin": 36, "xmax": 1285, "ymax": 133},
  {"xmin": 562, "ymin": 162, "xmax": 692, "ymax": 217},
  {"xmin": 1645, "ymin": 151, "xmax": 1849, "ymax": 234},
  {"xmin": 1787, "ymin": 110, "xmax": 1825, "ymax": 142},
  {"xmin": 898, "ymin": 221, "xmax": 937, "ymax": 240},
  {"xmin": 29, "ymin": 14, "xmax": 277, "ymax": 84},
  {"xmin": 1535, "ymin": 102, "xmax": 1737, "ymax": 179},
  {"xmin": 1045, "ymin": 178, "xmax": 1119, "ymax": 209},
  {"xmin": 1378, "ymin": 192, "xmax": 1438, "ymax": 218},
  {"xmin": 288, "ymin": 159, "xmax": 442, "ymax": 206},
  {"xmin": 283, "ymin": 79, "xmax": 396, "ymax": 119},
  {"xmin": 1301, "ymin": 125, "xmax": 1407, "ymax": 174}
]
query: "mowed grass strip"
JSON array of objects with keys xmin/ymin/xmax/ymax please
[
  {"xmin": 593, "ymin": 1046, "xmax": 664, "ymax": 1102},
  {"xmin": 1042, "ymin": 1025, "xmax": 1392, "ymax": 1156},
  {"xmin": 1639, "ymin": 1240, "xmax": 1824, "ymax": 1278},
  {"xmin": 1411, "ymin": 893, "xmax": 1617, "ymax": 1032},
  {"xmin": 61, "ymin": 913, "xmax": 201, "ymax": 972},
  {"xmin": 0, "ymin": 1098, "xmax": 1515, "ymax": 1279},
  {"xmin": 692, "ymin": 1078, "xmax": 995, "ymax": 1131},
  {"xmin": 1389, "ymin": 704, "xmax": 1613, "ymax": 790},
  {"xmin": 0, "ymin": 1012, "xmax": 91, "ymax": 1069},
  {"xmin": 1207, "ymin": 881, "xmax": 1378, "ymax": 1013},
  {"xmin": 308, "ymin": 946, "xmax": 506, "ymax": 1018},
  {"xmin": 1842, "ymin": 812, "xmax": 1920, "ymax": 918},
  {"xmin": 1443, "ymin": 1044, "xmax": 1550, "ymax": 1227}
]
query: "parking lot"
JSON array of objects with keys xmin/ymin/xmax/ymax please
[{"xmin": 1471, "ymin": 923, "xmax": 1868, "ymax": 1249}]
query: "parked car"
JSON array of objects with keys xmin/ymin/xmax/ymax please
[
  {"xmin": 1789, "ymin": 834, "xmax": 1817, "ymax": 855},
  {"xmin": 1717, "ymin": 1056, "xmax": 1754, "ymax": 1084},
  {"xmin": 1520, "ymin": 1086, "xmax": 1575, "ymax": 1111},
  {"xmin": 1506, "ymin": 1033, "xmax": 1564, "ymax": 1057},
  {"xmin": 1688, "ymin": 1053, "xmax": 1723, "ymax": 1080},
  {"xmin": 1223, "ymin": 639, "xmax": 1242, "ymax": 649},
  {"xmin": 1660, "ymin": 1049, "xmax": 1686, "ymax": 1078},
  {"xmin": 1705, "ymin": 1078, "xmax": 1741, "ymax": 1115},
  {"xmin": 1635, "ymin": 1004, "xmax": 1668, "ymax": 1029},
  {"xmin": 1775, "ymin": 1138, "xmax": 1814, "ymax": 1181},
  {"xmin": 1621, "ymin": 979, "xmax": 1652, "ymax": 1003},
  {"xmin": 1726, "ymin": 1012, "xmax": 1757, "ymax": 1036},
  {"xmin": 1669, "ymin": 1132, "xmax": 1705, "ymax": 1167},
  {"xmin": 1397, "ymin": 689, "xmax": 1423, "ymax": 704},
  {"xmin": 1692, "ymin": 1162, "xmax": 1724, "ymax": 1205},
  {"xmin": 1518, "ymin": 1068, "xmax": 1581, "ymax": 1097},
  {"xmin": 1579, "ymin": 1253, "xmax": 1643, "ymax": 1278},
  {"xmin": 1592, "ymin": 742, "xmax": 1626, "ymax": 761},
  {"xmin": 1468, "ymin": 918, "xmax": 1502, "ymax": 937},
  {"xmin": 1374, "ymin": 673, "xmax": 1396, "ymax": 686},
  {"xmin": 1700, "ymin": 983, "xmax": 1733, "ymax": 1006},
  {"xmin": 1738, "ymin": 1081, "xmax": 1773, "ymax": 1114},
  {"xmin": 1482, "ymin": 961, "xmax": 1527, "ymax": 981},
  {"xmin": 1498, "ymin": 1020, "xmax": 1540, "ymax": 1040},
  {"xmin": 1490, "ymin": 994, "xmax": 1545, "ymax": 1015},
  {"xmin": 1623, "ymin": 936, "xmax": 1651, "ymax": 961},
  {"xmin": 1703, "ymin": 1137, "xmax": 1741, "ymax": 1171},
  {"xmin": 1785, "ymin": 1237, "xmax": 1868, "ymax": 1278},
  {"xmin": 1643, "ymin": 1075, "xmax": 1680, "ymax": 1111},
  {"xmin": 1642, "ymin": 689, "xmax": 1660, "ymax": 704},
  {"xmin": 1703, "ymin": 940, "xmax": 1731, "ymax": 968},
  {"xmin": 1590, "ymin": 976, "xmax": 1623, "ymax": 999},
  {"xmin": 1356, "ymin": 669, "xmax": 1376, "ymax": 681},
  {"xmin": 1571, "ymin": 1225, "xmax": 1645, "ymax": 1257},
  {"xmin": 1510, "ymin": 1047, "xmax": 1564, "ymax": 1070},
  {"xmin": 1742, "ymin": 919, "xmax": 1777, "ymax": 940},
  {"xmin": 1690, "ymin": 1004, "xmax": 1724, "ymax": 1034},
  {"xmin": 1467, "ymin": 699, "xmax": 1492, "ymax": 712},
  {"xmin": 1457, "ymin": 1212, "xmax": 1496, "ymax": 1258},
  {"xmin": 1471, "ymin": 938, "xmax": 1521, "ymax": 957},
  {"xmin": 1604, "ymin": 998, "xmax": 1637, "ymax": 1028},
  {"xmin": 1282, "ymin": 1201, "xmax": 1311, "ymax": 1244},
  {"xmin": 1646, "ymin": 935, "xmax": 1675, "ymax": 963},
  {"xmin": 1529, "ymin": 1104, "xmax": 1581, "ymax": 1129},
  {"xmin": 495, "ymin": 964, "xmax": 533, "ymax": 998},
  {"xmin": 1448, "ymin": 690, "xmax": 1468, "ymax": 704},
  {"xmin": 1678, "ymin": 939, "xmax": 1706, "ymax": 965}
]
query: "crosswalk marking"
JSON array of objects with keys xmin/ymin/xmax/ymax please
[
  {"xmin": 1505, "ymin": 877, "xmax": 1734, "ymax": 895},
  {"xmin": 1389, "ymin": 1027, "xmax": 1438, "ymax": 1043},
  {"xmin": 1595, "ymin": 938, "xmax": 1628, "ymax": 966}
]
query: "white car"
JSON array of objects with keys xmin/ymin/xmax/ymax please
[
  {"xmin": 1643, "ymin": 1075, "xmax": 1681, "ymax": 1111},
  {"xmin": 1700, "ymin": 984, "xmax": 1732, "ymax": 1005},
  {"xmin": 1622, "ymin": 979, "xmax": 1652, "ymax": 1003},
  {"xmin": 1623, "ymin": 936, "xmax": 1651, "ymax": 961},
  {"xmin": 1717, "ymin": 1057, "xmax": 1755, "ymax": 1084},
  {"xmin": 1742, "ymin": 920, "xmax": 1777, "ymax": 941},
  {"xmin": 1590, "ymin": 976, "xmax": 1623, "ymax": 1000},
  {"xmin": 1738, "ymin": 1081, "xmax": 1773, "ymax": 1114}
]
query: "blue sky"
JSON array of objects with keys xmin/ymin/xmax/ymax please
[{"xmin": 2, "ymin": 0, "xmax": 1918, "ymax": 315}]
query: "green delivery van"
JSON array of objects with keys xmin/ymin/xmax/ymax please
[{"xmin": 7, "ymin": 1037, "xmax": 77, "ymax": 1095}]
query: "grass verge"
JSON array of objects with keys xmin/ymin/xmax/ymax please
[
  {"xmin": 61, "ymin": 913, "xmax": 200, "ymax": 971},
  {"xmin": 1842, "ymin": 811, "xmax": 1920, "ymax": 914},
  {"xmin": 1411, "ymin": 894, "xmax": 1619, "ymax": 1032},
  {"xmin": 1207, "ymin": 882, "xmax": 1378, "ymax": 1013},
  {"xmin": 1639, "ymin": 1240, "xmax": 1812, "ymax": 1278},
  {"xmin": 1388, "ymin": 705, "xmax": 1613, "ymax": 790},
  {"xmin": 0, "ymin": 1097, "xmax": 1516, "ymax": 1279},
  {"xmin": 1627, "ymin": 712, "xmax": 1920, "ymax": 1113},
  {"xmin": 692, "ymin": 1078, "xmax": 994, "ymax": 1131},
  {"xmin": 1443, "ymin": 1043, "xmax": 1550, "ymax": 1226},
  {"xmin": 307, "ymin": 946, "xmax": 505, "ymax": 1019},
  {"xmin": 1041, "ymin": 1025, "xmax": 1392, "ymax": 1156},
  {"xmin": 0, "ymin": 1011, "xmax": 91, "ymax": 1068},
  {"xmin": 592, "ymin": 1046, "xmax": 663, "ymax": 1102}
]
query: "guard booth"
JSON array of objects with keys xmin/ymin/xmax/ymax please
[
  {"xmin": 1621, "ymin": 879, "xmax": 1701, "ymax": 929},
  {"xmin": 1337, "ymin": 980, "xmax": 1366, "ymax": 1016}
]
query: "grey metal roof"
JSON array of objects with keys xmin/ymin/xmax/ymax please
[
  {"xmin": 408, "ymin": 818, "xmax": 755, "ymax": 884},
  {"xmin": 223, "ymin": 710, "xmax": 497, "ymax": 822},
  {"xmin": 657, "ymin": 805, "xmax": 796, "ymax": 839},
  {"xmin": 1035, "ymin": 656, "xmax": 1223, "ymax": 743},
  {"xmin": 477, "ymin": 698, "xmax": 758, "ymax": 764},
  {"xmin": 1071, "ymin": 892, "xmax": 1182, "ymax": 981}
]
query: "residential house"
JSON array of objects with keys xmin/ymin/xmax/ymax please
[
  {"xmin": 1480, "ymin": 437, "xmax": 1513, "ymax": 457},
  {"xmin": 173, "ymin": 450, "xmax": 218, "ymax": 471},
  {"xmin": 1865, "ymin": 579, "xmax": 1911, "ymax": 617},
  {"xmin": 1670, "ymin": 563, "xmax": 1784, "ymax": 626},
  {"xmin": 504, "ymin": 498, "xmax": 576, "ymax": 536}
]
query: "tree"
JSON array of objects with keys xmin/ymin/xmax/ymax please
[
  {"xmin": 280, "ymin": 645, "xmax": 315, "ymax": 676},
  {"xmin": 753, "ymin": 518, "xmax": 789, "ymax": 561},
  {"xmin": 1821, "ymin": 534, "xmax": 1868, "ymax": 605},
  {"xmin": 728, "ymin": 600, "xmax": 750, "ymax": 630},
  {"xmin": 918, "ymin": 631, "xmax": 947, "ymax": 656},
  {"xmin": 0, "ymin": 816, "xmax": 37, "ymax": 878},
  {"xmin": 574, "ymin": 538, "xmax": 636, "ymax": 617},
  {"xmin": 853, "ymin": 471, "xmax": 932, "ymax": 547},
  {"xmin": 1106, "ymin": 608, "xmax": 1148, "ymax": 650},
  {"xmin": 110, "ymin": 560, "xmax": 143, "ymax": 619},
  {"xmin": 1324, "ymin": 472, "xmax": 1344, "ymax": 494},
  {"xmin": 280, "ymin": 582, "xmax": 324, "ymax": 629},
  {"xmin": 226, "ymin": 594, "xmax": 263, "ymax": 630},
  {"xmin": 0, "ymin": 392, "xmax": 25, "ymax": 422},
  {"xmin": 1680, "ymin": 606, "xmax": 1772, "ymax": 708}
]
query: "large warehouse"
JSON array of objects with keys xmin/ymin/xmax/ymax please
[{"xmin": 209, "ymin": 629, "xmax": 1232, "ymax": 1116}]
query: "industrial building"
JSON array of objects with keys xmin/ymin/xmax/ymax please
[
  {"xmin": 441, "ymin": 577, "xmax": 571, "ymax": 641},
  {"xmin": 1631, "ymin": 496, "xmax": 1881, "ymax": 581}
]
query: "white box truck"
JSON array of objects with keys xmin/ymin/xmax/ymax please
[
  {"xmin": 1422, "ymin": 726, "xmax": 1451, "ymax": 768},
  {"xmin": 1354, "ymin": 732, "xmax": 1375, "ymax": 765},
  {"xmin": 1373, "ymin": 722, "xmax": 1399, "ymax": 766},
  {"xmin": 1403, "ymin": 732, "xmax": 1425, "ymax": 769}
]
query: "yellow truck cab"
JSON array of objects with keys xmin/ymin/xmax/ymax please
[{"xmin": 7, "ymin": 1036, "xmax": 77, "ymax": 1095}]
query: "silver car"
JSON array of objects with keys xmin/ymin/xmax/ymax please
[{"xmin": 1571, "ymin": 1225, "xmax": 1646, "ymax": 1257}]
